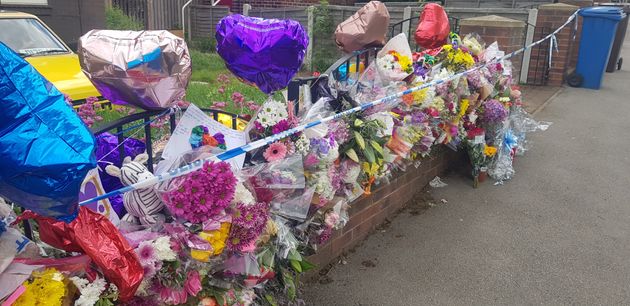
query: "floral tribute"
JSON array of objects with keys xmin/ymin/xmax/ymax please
[{"xmin": 1, "ymin": 24, "xmax": 550, "ymax": 306}]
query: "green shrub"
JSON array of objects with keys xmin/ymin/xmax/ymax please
[
  {"xmin": 105, "ymin": 6, "xmax": 143, "ymax": 31},
  {"xmin": 312, "ymin": 0, "xmax": 340, "ymax": 72}
]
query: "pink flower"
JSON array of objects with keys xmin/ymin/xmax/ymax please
[
  {"xmin": 247, "ymin": 101, "xmax": 260, "ymax": 111},
  {"xmin": 176, "ymin": 100, "xmax": 190, "ymax": 108},
  {"xmin": 137, "ymin": 241, "xmax": 156, "ymax": 263},
  {"xmin": 324, "ymin": 212, "xmax": 340, "ymax": 228},
  {"xmin": 263, "ymin": 142, "xmax": 287, "ymax": 162},
  {"xmin": 159, "ymin": 286, "xmax": 188, "ymax": 305},
  {"xmin": 163, "ymin": 161, "xmax": 236, "ymax": 224},
  {"xmin": 218, "ymin": 86, "xmax": 225, "ymax": 94},
  {"xmin": 213, "ymin": 101, "xmax": 226, "ymax": 109},
  {"xmin": 271, "ymin": 119, "xmax": 290, "ymax": 134},
  {"xmin": 185, "ymin": 270, "xmax": 202, "ymax": 296},
  {"xmin": 304, "ymin": 153, "xmax": 319, "ymax": 167},
  {"xmin": 231, "ymin": 92, "xmax": 245, "ymax": 106}
]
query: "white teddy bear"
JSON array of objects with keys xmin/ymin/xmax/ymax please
[{"xmin": 105, "ymin": 153, "xmax": 163, "ymax": 225}]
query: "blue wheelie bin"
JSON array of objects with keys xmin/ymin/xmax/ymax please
[{"xmin": 573, "ymin": 7, "xmax": 626, "ymax": 89}]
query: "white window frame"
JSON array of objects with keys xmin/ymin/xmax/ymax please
[{"xmin": 0, "ymin": 0, "xmax": 48, "ymax": 5}]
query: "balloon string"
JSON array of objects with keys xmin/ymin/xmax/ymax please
[{"xmin": 79, "ymin": 10, "xmax": 579, "ymax": 207}]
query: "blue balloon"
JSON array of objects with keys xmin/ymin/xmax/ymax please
[{"xmin": 0, "ymin": 42, "xmax": 96, "ymax": 222}]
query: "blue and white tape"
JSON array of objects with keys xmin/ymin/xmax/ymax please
[{"xmin": 79, "ymin": 10, "xmax": 579, "ymax": 207}]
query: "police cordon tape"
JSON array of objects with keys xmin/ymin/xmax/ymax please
[{"xmin": 79, "ymin": 10, "xmax": 579, "ymax": 207}]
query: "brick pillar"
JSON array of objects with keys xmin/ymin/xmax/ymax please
[
  {"xmin": 529, "ymin": 3, "xmax": 579, "ymax": 86},
  {"xmin": 459, "ymin": 15, "xmax": 526, "ymax": 83},
  {"xmin": 559, "ymin": 0, "xmax": 593, "ymax": 74}
]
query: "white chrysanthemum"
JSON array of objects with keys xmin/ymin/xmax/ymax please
[
  {"xmin": 233, "ymin": 183, "xmax": 255, "ymax": 206},
  {"xmin": 153, "ymin": 236, "xmax": 176, "ymax": 261},
  {"xmin": 71, "ymin": 276, "xmax": 107, "ymax": 306},
  {"xmin": 314, "ymin": 172, "xmax": 335, "ymax": 201},
  {"xmin": 257, "ymin": 100, "xmax": 288, "ymax": 128},
  {"xmin": 295, "ymin": 134, "xmax": 311, "ymax": 155}
]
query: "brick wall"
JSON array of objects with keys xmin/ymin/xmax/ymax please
[
  {"xmin": 530, "ymin": 3, "xmax": 579, "ymax": 86},
  {"xmin": 307, "ymin": 147, "xmax": 462, "ymax": 271},
  {"xmin": 458, "ymin": 15, "xmax": 526, "ymax": 83}
]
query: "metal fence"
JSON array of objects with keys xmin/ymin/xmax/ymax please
[
  {"xmin": 92, "ymin": 108, "xmax": 245, "ymax": 173},
  {"xmin": 389, "ymin": 16, "xmax": 461, "ymax": 51}
]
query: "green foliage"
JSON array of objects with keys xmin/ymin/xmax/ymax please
[
  {"xmin": 312, "ymin": 0, "xmax": 339, "ymax": 72},
  {"xmin": 188, "ymin": 37, "xmax": 216, "ymax": 53},
  {"xmin": 341, "ymin": 115, "xmax": 387, "ymax": 171},
  {"xmin": 105, "ymin": 6, "xmax": 143, "ymax": 31}
]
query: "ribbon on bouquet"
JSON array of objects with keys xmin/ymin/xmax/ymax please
[{"xmin": 79, "ymin": 10, "xmax": 580, "ymax": 207}]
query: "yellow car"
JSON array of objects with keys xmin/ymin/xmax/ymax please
[{"xmin": 0, "ymin": 10, "xmax": 102, "ymax": 105}]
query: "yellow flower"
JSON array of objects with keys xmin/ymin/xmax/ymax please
[
  {"xmin": 412, "ymin": 86, "xmax": 428, "ymax": 105},
  {"xmin": 484, "ymin": 145, "xmax": 497, "ymax": 157},
  {"xmin": 458, "ymin": 99, "xmax": 470, "ymax": 119},
  {"xmin": 14, "ymin": 268, "xmax": 67, "ymax": 306},
  {"xmin": 191, "ymin": 222, "xmax": 232, "ymax": 261}
]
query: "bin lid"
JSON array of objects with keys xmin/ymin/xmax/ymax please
[{"xmin": 579, "ymin": 6, "xmax": 626, "ymax": 20}]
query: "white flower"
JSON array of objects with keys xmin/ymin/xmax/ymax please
[
  {"xmin": 71, "ymin": 276, "xmax": 107, "ymax": 306},
  {"xmin": 153, "ymin": 236, "xmax": 176, "ymax": 261},
  {"xmin": 313, "ymin": 171, "xmax": 335, "ymax": 201},
  {"xmin": 233, "ymin": 183, "xmax": 255, "ymax": 206},
  {"xmin": 256, "ymin": 100, "xmax": 288, "ymax": 128},
  {"xmin": 295, "ymin": 134, "xmax": 310, "ymax": 155}
]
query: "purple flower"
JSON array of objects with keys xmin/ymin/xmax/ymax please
[
  {"xmin": 316, "ymin": 227, "xmax": 333, "ymax": 245},
  {"xmin": 411, "ymin": 112, "xmax": 427, "ymax": 124},
  {"xmin": 481, "ymin": 99, "xmax": 508, "ymax": 124},
  {"xmin": 272, "ymin": 119, "xmax": 290, "ymax": 134},
  {"xmin": 164, "ymin": 161, "xmax": 236, "ymax": 224},
  {"xmin": 254, "ymin": 121, "xmax": 265, "ymax": 133},
  {"xmin": 227, "ymin": 201, "xmax": 269, "ymax": 251},
  {"xmin": 137, "ymin": 242, "xmax": 156, "ymax": 263},
  {"xmin": 328, "ymin": 121, "xmax": 350, "ymax": 144}
]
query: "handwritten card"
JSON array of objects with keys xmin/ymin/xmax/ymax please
[{"xmin": 161, "ymin": 104, "xmax": 247, "ymax": 170}]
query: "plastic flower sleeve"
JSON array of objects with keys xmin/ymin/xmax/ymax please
[
  {"xmin": 510, "ymin": 107, "xmax": 552, "ymax": 155},
  {"xmin": 247, "ymin": 155, "xmax": 314, "ymax": 221}
]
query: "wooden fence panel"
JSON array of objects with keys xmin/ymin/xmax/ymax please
[
  {"xmin": 147, "ymin": 0, "xmax": 187, "ymax": 30},
  {"xmin": 189, "ymin": 4, "xmax": 231, "ymax": 39}
]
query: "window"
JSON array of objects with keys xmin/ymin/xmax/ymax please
[
  {"xmin": 0, "ymin": 0, "xmax": 48, "ymax": 5},
  {"xmin": 0, "ymin": 18, "xmax": 68, "ymax": 57}
]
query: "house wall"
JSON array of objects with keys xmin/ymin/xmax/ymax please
[{"xmin": 0, "ymin": 0, "xmax": 105, "ymax": 50}]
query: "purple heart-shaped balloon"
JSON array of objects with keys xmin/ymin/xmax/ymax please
[{"xmin": 216, "ymin": 15, "xmax": 309, "ymax": 95}]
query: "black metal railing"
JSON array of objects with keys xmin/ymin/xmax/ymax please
[
  {"xmin": 389, "ymin": 16, "xmax": 461, "ymax": 52},
  {"xmin": 523, "ymin": 26, "xmax": 551, "ymax": 85},
  {"xmin": 91, "ymin": 108, "xmax": 246, "ymax": 172},
  {"xmin": 287, "ymin": 47, "xmax": 380, "ymax": 103}
]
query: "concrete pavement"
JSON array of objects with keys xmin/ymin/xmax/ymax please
[{"xmin": 302, "ymin": 31, "xmax": 630, "ymax": 306}]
